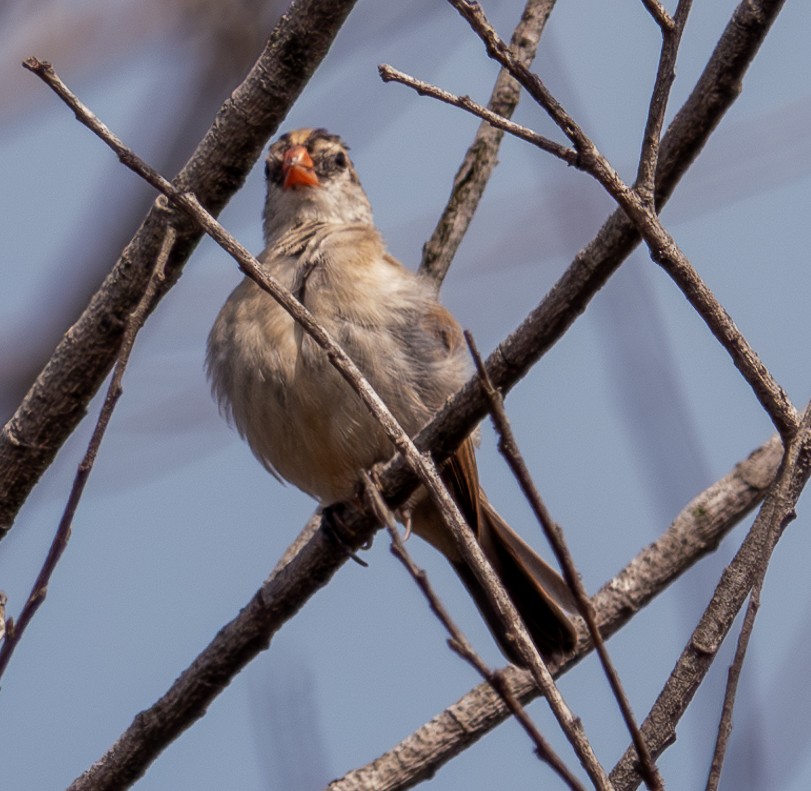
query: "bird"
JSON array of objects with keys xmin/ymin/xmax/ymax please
[{"xmin": 207, "ymin": 128, "xmax": 576, "ymax": 665}]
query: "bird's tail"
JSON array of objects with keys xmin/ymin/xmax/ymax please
[{"xmin": 450, "ymin": 498, "xmax": 577, "ymax": 666}]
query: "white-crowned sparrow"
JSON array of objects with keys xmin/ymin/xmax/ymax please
[{"xmin": 207, "ymin": 128, "xmax": 576, "ymax": 663}]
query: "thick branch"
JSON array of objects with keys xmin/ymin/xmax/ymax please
[{"xmin": 0, "ymin": 0, "xmax": 358, "ymax": 537}]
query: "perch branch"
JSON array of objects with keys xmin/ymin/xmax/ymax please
[
  {"xmin": 328, "ymin": 437, "xmax": 783, "ymax": 791},
  {"xmin": 466, "ymin": 332, "xmax": 662, "ymax": 791},
  {"xmin": 34, "ymin": 61, "xmax": 608, "ymax": 790}
]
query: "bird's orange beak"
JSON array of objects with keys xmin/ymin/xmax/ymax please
[{"xmin": 282, "ymin": 145, "xmax": 319, "ymax": 189}]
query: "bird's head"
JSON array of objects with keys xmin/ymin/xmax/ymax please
[{"xmin": 262, "ymin": 128, "xmax": 374, "ymax": 241}]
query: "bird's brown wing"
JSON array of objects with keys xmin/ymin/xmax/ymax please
[{"xmin": 413, "ymin": 439, "xmax": 577, "ymax": 665}]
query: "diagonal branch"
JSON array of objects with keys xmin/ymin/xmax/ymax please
[
  {"xmin": 610, "ymin": 405, "xmax": 811, "ymax": 790},
  {"xmin": 0, "ymin": 0, "xmax": 359, "ymax": 538},
  {"xmin": 328, "ymin": 437, "xmax": 784, "ymax": 791},
  {"xmin": 380, "ymin": 0, "xmax": 790, "ymax": 511},
  {"xmin": 379, "ymin": 64, "xmax": 576, "ymax": 166},
  {"xmin": 635, "ymin": 0, "xmax": 693, "ymax": 204},
  {"xmin": 38, "ymin": 61, "xmax": 609, "ymax": 791},
  {"xmin": 0, "ymin": 218, "xmax": 175, "ymax": 681},
  {"xmin": 419, "ymin": 0, "xmax": 558, "ymax": 286},
  {"xmin": 399, "ymin": 0, "xmax": 797, "ymax": 443}
]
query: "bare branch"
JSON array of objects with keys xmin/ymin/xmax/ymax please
[
  {"xmin": 419, "ymin": 0, "xmax": 558, "ymax": 285},
  {"xmin": 329, "ymin": 437, "xmax": 783, "ymax": 791},
  {"xmin": 443, "ymin": 0, "xmax": 798, "ymax": 438},
  {"xmin": 645, "ymin": 223, "xmax": 797, "ymax": 435},
  {"xmin": 0, "ymin": 0, "xmax": 358, "ymax": 538},
  {"xmin": 0, "ymin": 219, "xmax": 174, "ymax": 680},
  {"xmin": 377, "ymin": 0, "xmax": 792, "ymax": 504},
  {"xmin": 610, "ymin": 407, "xmax": 811, "ymax": 790},
  {"xmin": 704, "ymin": 587, "xmax": 760, "ymax": 791},
  {"xmin": 365, "ymin": 477, "xmax": 585, "ymax": 791},
  {"xmin": 37, "ymin": 61, "xmax": 608, "ymax": 790},
  {"xmin": 466, "ymin": 332, "xmax": 663, "ymax": 791},
  {"xmin": 378, "ymin": 64, "xmax": 576, "ymax": 166},
  {"xmin": 636, "ymin": 0, "xmax": 692, "ymax": 204},
  {"xmin": 17, "ymin": 0, "xmax": 791, "ymax": 785},
  {"xmin": 640, "ymin": 0, "xmax": 675, "ymax": 32}
]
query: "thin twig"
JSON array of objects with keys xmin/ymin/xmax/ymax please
[
  {"xmin": 418, "ymin": 0, "xmax": 559, "ymax": 285},
  {"xmin": 447, "ymin": 0, "xmax": 600, "ymax": 159},
  {"xmin": 705, "ymin": 416, "xmax": 785, "ymax": 791},
  {"xmin": 30, "ymin": 58, "xmax": 613, "ymax": 789},
  {"xmin": 704, "ymin": 588, "xmax": 760, "ymax": 791},
  {"xmin": 640, "ymin": 0, "xmax": 675, "ymax": 32},
  {"xmin": 0, "ymin": 219, "xmax": 174, "ymax": 681},
  {"xmin": 610, "ymin": 404, "xmax": 811, "ymax": 790},
  {"xmin": 329, "ymin": 436, "xmax": 784, "ymax": 791},
  {"xmin": 379, "ymin": 64, "xmax": 576, "ymax": 166},
  {"xmin": 635, "ymin": 0, "xmax": 693, "ymax": 205},
  {"xmin": 443, "ymin": 0, "xmax": 798, "ymax": 439},
  {"xmin": 465, "ymin": 332, "xmax": 663, "ymax": 791},
  {"xmin": 363, "ymin": 474, "xmax": 585, "ymax": 791}
]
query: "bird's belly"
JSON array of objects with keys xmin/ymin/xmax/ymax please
[{"xmin": 241, "ymin": 328, "xmax": 397, "ymax": 505}]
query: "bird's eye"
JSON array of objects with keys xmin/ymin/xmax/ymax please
[
  {"xmin": 334, "ymin": 151, "xmax": 347, "ymax": 169},
  {"xmin": 264, "ymin": 158, "xmax": 283, "ymax": 184}
]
